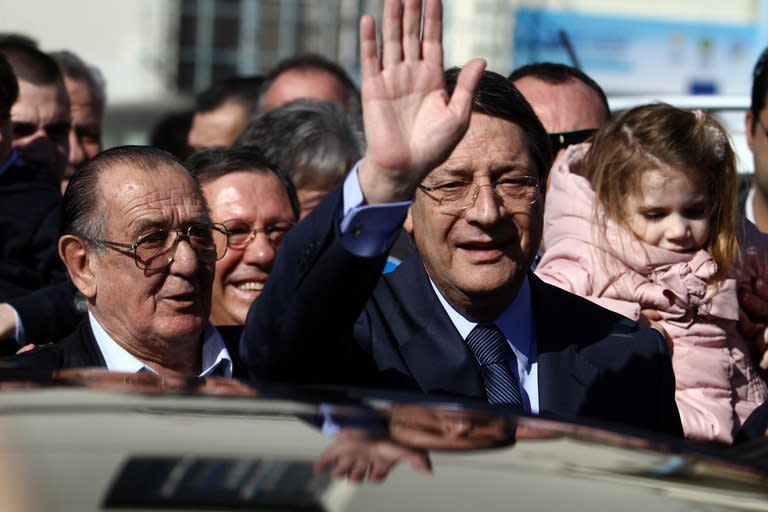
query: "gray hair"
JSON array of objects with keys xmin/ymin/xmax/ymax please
[
  {"xmin": 50, "ymin": 50, "xmax": 107, "ymax": 116},
  {"xmin": 236, "ymin": 99, "xmax": 364, "ymax": 189}
]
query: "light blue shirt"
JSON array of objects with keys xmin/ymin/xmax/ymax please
[
  {"xmin": 89, "ymin": 312, "xmax": 233, "ymax": 377},
  {"xmin": 339, "ymin": 165, "xmax": 540, "ymax": 412}
]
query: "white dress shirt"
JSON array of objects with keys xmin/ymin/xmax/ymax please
[{"xmin": 89, "ymin": 312, "xmax": 233, "ymax": 377}]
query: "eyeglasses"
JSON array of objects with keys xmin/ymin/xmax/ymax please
[
  {"xmin": 418, "ymin": 176, "xmax": 539, "ymax": 216},
  {"xmin": 548, "ymin": 128, "xmax": 597, "ymax": 154},
  {"xmin": 222, "ymin": 220, "xmax": 294, "ymax": 250},
  {"xmin": 93, "ymin": 223, "xmax": 229, "ymax": 270}
]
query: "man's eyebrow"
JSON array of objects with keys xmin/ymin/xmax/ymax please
[
  {"xmin": 431, "ymin": 167, "xmax": 472, "ymax": 178},
  {"xmin": 131, "ymin": 218, "xmax": 167, "ymax": 234},
  {"xmin": 492, "ymin": 163, "xmax": 532, "ymax": 174}
]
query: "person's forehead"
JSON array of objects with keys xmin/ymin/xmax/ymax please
[
  {"xmin": 100, "ymin": 162, "xmax": 205, "ymax": 223},
  {"xmin": 11, "ymin": 79, "xmax": 69, "ymax": 123},
  {"xmin": 203, "ymin": 170, "xmax": 293, "ymax": 219},
  {"xmin": 189, "ymin": 102, "xmax": 247, "ymax": 144},
  {"xmin": 263, "ymin": 68, "xmax": 346, "ymax": 108},
  {"xmin": 513, "ymin": 76, "xmax": 605, "ymax": 133},
  {"xmin": 429, "ymin": 113, "xmax": 533, "ymax": 175},
  {"xmin": 65, "ymin": 78, "xmax": 100, "ymax": 118}
]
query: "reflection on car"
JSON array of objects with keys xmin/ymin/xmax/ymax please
[{"xmin": 0, "ymin": 368, "xmax": 764, "ymax": 511}]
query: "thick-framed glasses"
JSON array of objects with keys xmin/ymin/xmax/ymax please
[
  {"xmin": 93, "ymin": 223, "xmax": 229, "ymax": 270},
  {"xmin": 548, "ymin": 128, "xmax": 597, "ymax": 153},
  {"xmin": 418, "ymin": 176, "xmax": 540, "ymax": 216},
  {"xmin": 222, "ymin": 220, "xmax": 295, "ymax": 250}
]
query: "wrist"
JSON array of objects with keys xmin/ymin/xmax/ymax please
[{"xmin": 357, "ymin": 158, "xmax": 419, "ymax": 205}]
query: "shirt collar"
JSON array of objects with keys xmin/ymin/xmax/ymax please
[
  {"xmin": 0, "ymin": 149, "xmax": 18, "ymax": 179},
  {"xmin": 746, "ymin": 184, "xmax": 756, "ymax": 225},
  {"xmin": 88, "ymin": 311, "xmax": 233, "ymax": 378},
  {"xmin": 429, "ymin": 274, "xmax": 535, "ymax": 364}
]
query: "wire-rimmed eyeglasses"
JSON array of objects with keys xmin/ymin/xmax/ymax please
[
  {"xmin": 92, "ymin": 222, "xmax": 229, "ymax": 270},
  {"xmin": 418, "ymin": 176, "xmax": 539, "ymax": 216},
  {"xmin": 221, "ymin": 220, "xmax": 295, "ymax": 250}
]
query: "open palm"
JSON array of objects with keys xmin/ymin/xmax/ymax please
[{"xmin": 358, "ymin": 0, "xmax": 485, "ymax": 203}]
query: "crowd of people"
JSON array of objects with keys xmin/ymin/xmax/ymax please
[{"xmin": 1, "ymin": 0, "xmax": 768, "ymax": 453}]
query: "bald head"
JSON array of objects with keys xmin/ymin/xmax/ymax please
[{"xmin": 513, "ymin": 75, "xmax": 608, "ymax": 134}]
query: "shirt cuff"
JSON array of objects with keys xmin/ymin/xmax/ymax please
[
  {"xmin": 340, "ymin": 163, "xmax": 411, "ymax": 257},
  {"xmin": 12, "ymin": 306, "xmax": 25, "ymax": 346}
]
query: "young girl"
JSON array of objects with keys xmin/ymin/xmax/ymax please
[{"xmin": 535, "ymin": 103, "xmax": 768, "ymax": 444}]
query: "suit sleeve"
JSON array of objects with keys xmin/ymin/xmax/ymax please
[
  {"xmin": 7, "ymin": 280, "xmax": 82, "ymax": 344},
  {"xmin": 240, "ymin": 185, "xmax": 392, "ymax": 384}
]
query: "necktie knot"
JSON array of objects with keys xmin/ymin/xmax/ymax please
[{"xmin": 466, "ymin": 323, "xmax": 509, "ymax": 364}]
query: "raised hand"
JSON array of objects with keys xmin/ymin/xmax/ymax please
[{"xmin": 357, "ymin": 0, "xmax": 485, "ymax": 204}]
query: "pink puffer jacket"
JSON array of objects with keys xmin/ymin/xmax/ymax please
[{"xmin": 535, "ymin": 143, "xmax": 768, "ymax": 444}]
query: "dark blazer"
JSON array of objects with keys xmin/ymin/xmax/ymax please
[
  {"xmin": 0, "ymin": 157, "xmax": 64, "ymax": 301},
  {"xmin": 242, "ymin": 186, "xmax": 684, "ymax": 437},
  {"xmin": 6, "ymin": 280, "xmax": 82, "ymax": 345},
  {"xmin": 7, "ymin": 319, "xmax": 248, "ymax": 379}
]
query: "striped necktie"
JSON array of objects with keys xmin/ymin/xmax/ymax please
[{"xmin": 465, "ymin": 323, "xmax": 522, "ymax": 406}]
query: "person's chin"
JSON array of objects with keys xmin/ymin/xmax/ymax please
[{"xmin": 223, "ymin": 294, "xmax": 259, "ymax": 325}]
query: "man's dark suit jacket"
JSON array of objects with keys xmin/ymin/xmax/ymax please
[
  {"xmin": 6, "ymin": 319, "xmax": 248, "ymax": 379},
  {"xmin": 241, "ymin": 186, "xmax": 684, "ymax": 437},
  {"xmin": 0, "ymin": 157, "xmax": 64, "ymax": 300}
]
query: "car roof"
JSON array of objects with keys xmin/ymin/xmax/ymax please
[{"xmin": 0, "ymin": 369, "xmax": 765, "ymax": 511}]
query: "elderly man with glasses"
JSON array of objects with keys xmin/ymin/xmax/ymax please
[
  {"xmin": 242, "ymin": 0, "xmax": 682, "ymax": 437},
  {"xmin": 9, "ymin": 145, "xmax": 240, "ymax": 378}
]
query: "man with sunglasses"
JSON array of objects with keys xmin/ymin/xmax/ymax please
[
  {"xmin": 509, "ymin": 62, "xmax": 609, "ymax": 160},
  {"xmin": 0, "ymin": 40, "xmax": 70, "ymax": 184},
  {"xmin": 8, "ymin": 146, "xmax": 239, "ymax": 378},
  {"xmin": 243, "ymin": 0, "xmax": 682, "ymax": 437}
]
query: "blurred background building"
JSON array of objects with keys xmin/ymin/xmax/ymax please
[{"xmin": 0, "ymin": 0, "xmax": 765, "ymax": 146}]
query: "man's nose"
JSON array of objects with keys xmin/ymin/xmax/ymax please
[
  {"xmin": 20, "ymin": 132, "xmax": 57, "ymax": 166},
  {"xmin": 463, "ymin": 183, "xmax": 502, "ymax": 225},
  {"xmin": 68, "ymin": 129, "xmax": 84, "ymax": 166},
  {"xmin": 169, "ymin": 236, "xmax": 200, "ymax": 275},
  {"xmin": 242, "ymin": 232, "xmax": 277, "ymax": 269}
]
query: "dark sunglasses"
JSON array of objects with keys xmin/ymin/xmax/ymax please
[{"xmin": 548, "ymin": 128, "xmax": 598, "ymax": 154}]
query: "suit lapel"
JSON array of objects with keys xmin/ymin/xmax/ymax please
[
  {"xmin": 60, "ymin": 318, "xmax": 108, "ymax": 369},
  {"xmin": 530, "ymin": 274, "xmax": 597, "ymax": 417},
  {"xmin": 387, "ymin": 254, "xmax": 486, "ymax": 399}
]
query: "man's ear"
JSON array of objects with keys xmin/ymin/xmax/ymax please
[
  {"xmin": 59, "ymin": 235, "xmax": 97, "ymax": 299},
  {"xmin": 404, "ymin": 205, "xmax": 414, "ymax": 236},
  {"xmin": 746, "ymin": 110, "xmax": 755, "ymax": 152}
]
